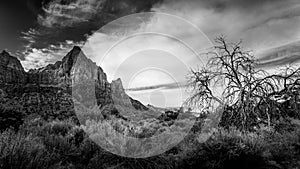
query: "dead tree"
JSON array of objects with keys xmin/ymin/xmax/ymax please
[{"xmin": 186, "ymin": 36, "xmax": 300, "ymax": 130}]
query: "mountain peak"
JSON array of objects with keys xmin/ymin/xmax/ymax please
[
  {"xmin": 111, "ymin": 78, "xmax": 124, "ymax": 89},
  {"xmin": 0, "ymin": 49, "xmax": 26, "ymax": 84},
  {"xmin": 1, "ymin": 50, "xmax": 9, "ymax": 55},
  {"xmin": 71, "ymin": 46, "xmax": 82, "ymax": 52},
  {"xmin": 0, "ymin": 49, "xmax": 22, "ymax": 66},
  {"xmin": 68, "ymin": 46, "xmax": 82, "ymax": 58},
  {"xmin": 61, "ymin": 46, "xmax": 84, "ymax": 76},
  {"xmin": 114, "ymin": 78, "xmax": 122, "ymax": 83},
  {"xmin": 0, "ymin": 50, "xmax": 22, "ymax": 64}
]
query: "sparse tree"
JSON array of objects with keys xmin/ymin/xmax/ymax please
[{"xmin": 187, "ymin": 36, "xmax": 300, "ymax": 130}]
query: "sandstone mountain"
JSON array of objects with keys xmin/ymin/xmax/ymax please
[
  {"xmin": 0, "ymin": 47, "xmax": 147, "ymax": 123},
  {"xmin": 0, "ymin": 50, "xmax": 26, "ymax": 85}
]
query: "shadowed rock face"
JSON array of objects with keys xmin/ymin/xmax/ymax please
[
  {"xmin": 0, "ymin": 47, "xmax": 146, "ymax": 121},
  {"xmin": 26, "ymin": 46, "xmax": 109, "ymax": 88},
  {"xmin": 111, "ymin": 78, "xmax": 132, "ymax": 107},
  {"xmin": 0, "ymin": 50, "xmax": 26, "ymax": 84}
]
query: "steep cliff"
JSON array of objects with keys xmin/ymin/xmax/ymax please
[
  {"xmin": 0, "ymin": 47, "xmax": 147, "ymax": 122},
  {"xmin": 111, "ymin": 78, "xmax": 133, "ymax": 107},
  {"xmin": 0, "ymin": 50, "xmax": 26, "ymax": 84},
  {"xmin": 26, "ymin": 46, "xmax": 109, "ymax": 87}
]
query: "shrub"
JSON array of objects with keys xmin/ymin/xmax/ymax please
[
  {"xmin": 0, "ymin": 129, "xmax": 53, "ymax": 169},
  {"xmin": 0, "ymin": 115, "xmax": 299, "ymax": 169},
  {"xmin": 0, "ymin": 105, "xmax": 25, "ymax": 131}
]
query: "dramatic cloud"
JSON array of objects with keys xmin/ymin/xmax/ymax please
[
  {"xmin": 154, "ymin": 0, "xmax": 300, "ymax": 52},
  {"xmin": 126, "ymin": 81, "xmax": 188, "ymax": 91},
  {"xmin": 257, "ymin": 41, "xmax": 300, "ymax": 68},
  {"xmin": 193, "ymin": 0, "xmax": 298, "ymax": 12},
  {"xmin": 38, "ymin": 0, "xmax": 106, "ymax": 28},
  {"xmin": 21, "ymin": 28, "xmax": 40, "ymax": 44},
  {"xmin": 38, "ymin": 0, "xmax": 163, "ymax": 28},
  {"xmin": 16, "ymin": 0, "xmax": 163, "ymax": 70}
]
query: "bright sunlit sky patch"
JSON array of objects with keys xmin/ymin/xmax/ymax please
[{"xmin": 81, "ymin": 12, "xmax": 212, "ymax": 107}]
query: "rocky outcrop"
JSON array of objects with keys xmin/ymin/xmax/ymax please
[
  {"xmin": 111, "ymin": 78, "xmax": 133, "ymax": 107},
  {"xmin": 0, "ymin": 47, "xmax": 147, "ymax": 122},
  {"xmin": 130, "ymin": 98, "xmax": 149, "ymax": 111},
  {"xmin": 0, "ymin": 50, "xmax": 26, "ymax": 84},
  {"xmin": 26, "ymin": 46, "xmax": 109, "ymax": 88}
]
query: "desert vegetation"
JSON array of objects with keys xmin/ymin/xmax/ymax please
[
  {"xmin": 1, "ymin": 37, "xmax": 300, "ymax": 168},
  {"xmin": 1, "ymin": 114, "xmax": 300, "ymax": 169}
]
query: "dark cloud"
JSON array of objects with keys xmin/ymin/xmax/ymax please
[
  {"xmin": 38, "ymin": 0, "xmax": 163, "ymax": 27},
  {"xmin": 198, "ymin": 0, "xmax": 297, "ymax": 12},
  {"xmin": 1, "ymin": 0, "xmax": 299, "ymax": 71},
  {"xmin": 160, "ymin": 0, "xmax": 296, "ymax": 13},
  {"xmin": 258, "ymin": 55, "xmax": 300, "ymax": 68},
  {"xmin": 126, "ymin": 82, "xmax": 187, "ymax": 92},
  {"xmin": 15, "ymin": 0, "xmax": 163, "ymax": 69},
  {"xmin": 0, "ymin": 0, "xmax": 162, "ymax": 55},
  {"xmin": 244, "ymin": 5, "xmax": 300, "ymax": 33},
  {"xmin": 257, "ymin": 41, "xmax": 300, "ymax": 68},
  {"xmin": 26, "ymin": 0, "xmax": 163, "ymax": 48}
]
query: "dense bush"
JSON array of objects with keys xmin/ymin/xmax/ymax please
[
  {"xmin": 0, "ymin": 105, "xmax": 25, "ymax": 131},
  {"xmin": 1, "ymin": 115, "xmax": 299, "ymax": 169}
]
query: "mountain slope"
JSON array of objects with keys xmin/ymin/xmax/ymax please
[{"xmin": 0, "ymin": 47, "xmax": 147, "ymax": 123}]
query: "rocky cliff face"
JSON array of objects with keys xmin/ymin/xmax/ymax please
[
  {"xmin": 111, "ymin": 78, "xmax": 133, "ymax": 107},
  {"xmin": 0, "ymin": 50, "xmax": 26, "ymax": 84},
  {"xmin": 111, "ymin": 78, "xmax": 148, "ymax": 110},
  {"xmin": 0, "ymin": 47, "xmax": 147, "ymax": 122},
  {"xmin": 26, "ymin": 46, "xmax": 109, "ymax": 87}
]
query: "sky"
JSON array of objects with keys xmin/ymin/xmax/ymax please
[{"xmin": 0, "ymin": 0, "xmax": 300, "ymax": 107}]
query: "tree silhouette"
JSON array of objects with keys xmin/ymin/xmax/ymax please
[{"xmin": 187, "ymin": 36, "xmax": 300, "ymax": 130}]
